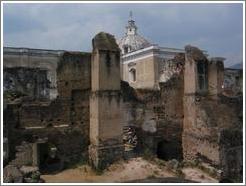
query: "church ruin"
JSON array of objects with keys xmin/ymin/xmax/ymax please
[{"xmin": 3, "ymin": 14, "xmax": 243, "ymax": 183}]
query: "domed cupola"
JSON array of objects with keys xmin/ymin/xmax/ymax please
[{"xmin": 118, "ymin": 12, "xmax": 151, "ymax": 54}]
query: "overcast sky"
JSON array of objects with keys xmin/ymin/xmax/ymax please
[{"xmin": 3, "ymin": 3, "xmax": 243, "ymax": 67}]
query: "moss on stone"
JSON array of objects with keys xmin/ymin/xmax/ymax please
[{"xmin": 92, "ymin": 32, "xmax": 120, "ymax": 51}]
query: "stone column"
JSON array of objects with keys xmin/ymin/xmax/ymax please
[
  {"xmin": 89, "ymin": 32, "xmax": 124, "ymax": 170},
  {"xmin": 182, "ymin": 45, "xmax": 209, "ymax": 160}
]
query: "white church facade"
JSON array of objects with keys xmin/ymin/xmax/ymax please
[{"xmin": 117, "ymin": 13, "xmax": 203, "ymax": 89}]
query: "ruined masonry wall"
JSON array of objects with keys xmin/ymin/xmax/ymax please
[
  {"xmin": 4, "ymin": 52, "xmax": 91, "ymax": 166},
  {"xmin": 120, "ymin": 72, "xmax": 184, "ymax": 159}
]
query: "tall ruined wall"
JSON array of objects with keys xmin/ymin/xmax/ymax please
[
  {"xmin": 57, "ymin": 52, "xmax": 91, "ymax": 126},
  {"xmin": 89, "ymin": 32, "xmax": 124, "ymax": 169},
  {"xmin": 3, "ymin": 51, "xmax": 92, "ymax": 167},
  {"xmin": 57, "ymin": 52, "xmax": 91, "ymax": 98},
  {"xmin": 182, "ymin": 45, "xmax": 243, "ymax": 182}
]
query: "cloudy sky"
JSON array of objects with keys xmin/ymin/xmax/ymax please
[{"xmin": 3, "ymin": 3, "xmax": 243, "ymax": 67}]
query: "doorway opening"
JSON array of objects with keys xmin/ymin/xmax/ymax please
[{"xmin": 156, "ymin": 140, "xmax": 183, "ymax": 160}]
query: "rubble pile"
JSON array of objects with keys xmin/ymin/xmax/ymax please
[{"xmin": 123, "ymin": 127, "xmax": 138, "ymax": 151}]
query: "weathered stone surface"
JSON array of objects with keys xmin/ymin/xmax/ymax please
[
  {"xmin": 4, "ymin": 67, "xmax": 50, "ymax": 99},
  {"xmin": 57, "ymin": 52, "xmax": 91, "ymax": 98},
  {"xmin": 92, "ymin": 32, "xmax": 120, "ymax": 51},
  {"xmin": 3, "ymin": 47, "xmax": 62, "ymax": 100},
  {"xmin": 89, "ymin": 144, "xmax": 124, "ymax": 170},
  {"xmin": 223, "ymin": 68, "xmax": 243, "ymax": 97},
  {"xmin": 89, "ymin": 32, "xmax": 123, "ymax": 170},
  {"xmin": 185, "ymin": 45, "xmax": 207, "ymax": 61},
  {"xmin": 3, "ymin": 165, "xmax": 23, "ymax": 183},
  {"xmin": 20, "ymin": 166, "xmax": 39, "ymax": 175},
  {"xmin": 182, "ymin": 45, "xmax": 243, "ymax": 182}
]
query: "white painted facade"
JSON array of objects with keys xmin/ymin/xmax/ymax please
[{"xmin": 118, "ymin": 13, "xmax": 186, "ymax": 89}]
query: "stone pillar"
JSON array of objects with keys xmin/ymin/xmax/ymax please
[
  {"xmin": 182, "ymin": 45, "xmax": 209, "ymax": 160},
  {"xmin": 89, "ymin": 32, "xmax": 124, "ymax": 170},
  {"xmin": 208, "ymin": 57, "xmax": 225, "ymax": 99}
]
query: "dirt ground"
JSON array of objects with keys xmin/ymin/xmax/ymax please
[{"xmin": 41, "ymin": 157, "xmax": 218, "ymax": 183}]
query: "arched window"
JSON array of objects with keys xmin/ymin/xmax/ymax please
[{"xmin": 129, "ymin": 68, "xmax": 136, "ymax": 82}]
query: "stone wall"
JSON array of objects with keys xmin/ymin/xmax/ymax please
[
  {"xmin": 120, "ymin": 68, "xmax": 184, "ymax": 160},
  {"xmin": 4, "ymin": 67, "xmax": 50, "ymax": 99},
  {"xmin": 219, "ymin": 127, "xmax": 243, "ymax": 182},
  {"xmin": 3, "ymin": 51, "xmax": 91, "ymax": 168},
  {"xmin": 182, "ymin": 45, "xmax": 243, "ymax": 182},
  {"xmin": 5, "ymin": 101, "xmax": 90, "ymax": 168},
  {"xmin": 157, "ymin": 74, "xmax": 184, "ymax": 160},
  {"xmin": 57, "ymin": 51, "xmax": 91, "ymax": 98},
  {"xmin": 223, "ymin": 68, "xmax": 243, "ymax": 97},
  {"xmin": 3, "ymin": 47, "xmax": 63, "ymax": 99}
]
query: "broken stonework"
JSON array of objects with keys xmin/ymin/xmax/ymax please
[
  {"xmin": 182, "ymin": 45, "xmax": 243, "ymax": 182},
  {"xmin": 89, "ymin": 32, "xmax": 124, "ymax": 170},
  {"xmin": 20, "ymin": 166, "xmax": 39, "ymax": 175},
  {"xmin": 3, "ymin": 165, "xmax": 23, "ymax": 183}
]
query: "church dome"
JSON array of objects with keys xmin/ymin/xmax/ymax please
[{"xmin": 118, "ymin": 12, "xmax": 151, "ymax": 54}]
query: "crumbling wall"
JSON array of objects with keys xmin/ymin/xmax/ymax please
[
  {"xmin": 18, "ymin": 99, "xmax": 71, "ymax": 128},
  {"xmin": 57, "ymin": 52, "xmax": 91, "ymax": 98},
  {"xmin": 5, "ymin": 102, "xmax": 89, "ymax": 169},
  {"xmin": 3, "ymin": 51, "xmax": 92, "ymax": 169},
  {"xmin": 182, "ymin": 45, "xmax": 243, "ymax": 182},
  {"xmin": 8, "ymin": 141, "xmax": 33, "ymax": 167},
  {"xmin": 183, "ymin": 96, "xmax": 242, "ymax": 164},
  {"xmin": 219, "ymin": 127, "xmax": 243, "ymax": 182},
  {"xmin": 159, "ymin": 53, "xmax": 184, "ymax": 83},
  {"xmin": 4, "ymin": 67, "xmax": 50, "ymax": 99},
  {"xmin": 223, "ymin": 68, "xmax": 243, "ymax": 97},
  {"xmin": 157, "ymin": 74, "xmax": 184, "ymax": 160},
  {"xmin": 120, "ymin": 65, "xmax": 184, "ymax": 160},
  {"xmin": 3, "ymin": 47, "xmax": 62, "ymax": 100}
]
